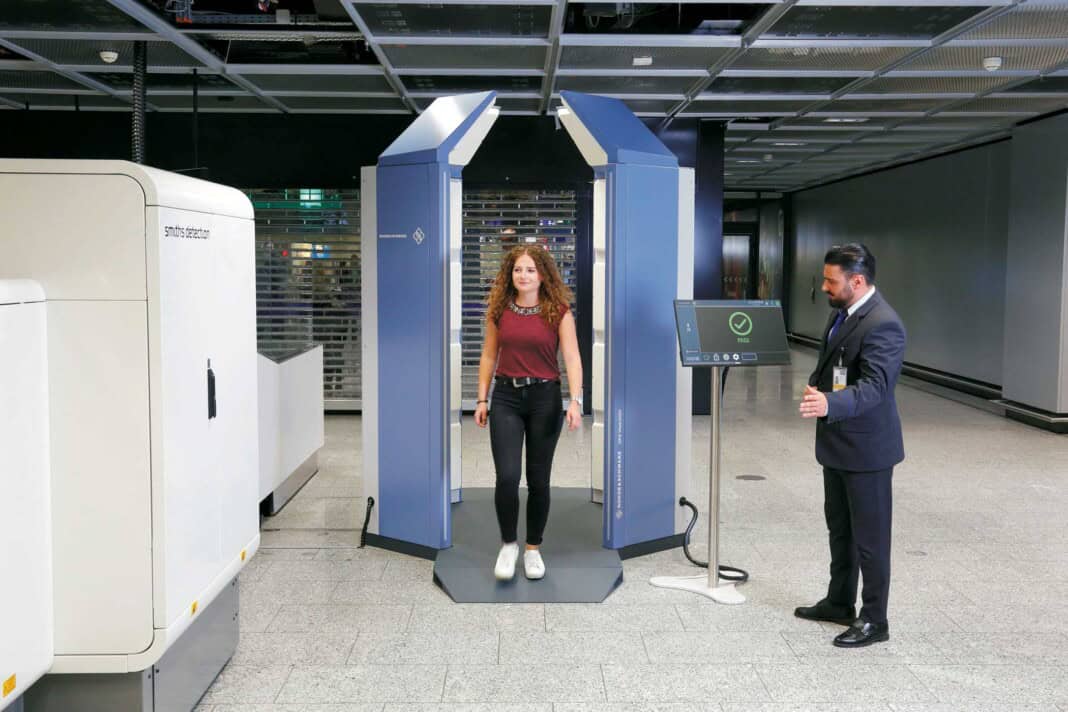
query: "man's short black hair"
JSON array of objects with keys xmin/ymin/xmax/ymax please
[{"xmin": 824, "ymin": 243, "xmax": 875, "ymax": 284}]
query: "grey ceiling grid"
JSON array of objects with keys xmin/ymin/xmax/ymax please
[
  {"xmin": 340, "ymin": 1, "xmax": 420, "ymax": 113},
  {"xmin": 1, "ymin": 0, "xmax": 1066, "ymax": 189},
  {"xmin": 539, "ymin": 0, "xmax": 568, "ymax": 113}
]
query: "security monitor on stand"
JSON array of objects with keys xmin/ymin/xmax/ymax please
[{"xmin": 651, "ymin": 300, "xmax": 790, "ymax": 604}]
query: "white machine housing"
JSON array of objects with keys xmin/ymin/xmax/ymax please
[
  {"xmin": 257, "ymin": 346, "xmax": 325, "ymax": 502},
  {"xmin": 0, "ymin": 160, "xmax": 260, "ymax": 673},
  {"xmin": 0, "ymin": 280, "xmax": 52, "ymax": 708}
]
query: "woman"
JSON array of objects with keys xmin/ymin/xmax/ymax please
[{"xmin": 475, "ymin": 245, "xmax": 583, "ymax": 581}]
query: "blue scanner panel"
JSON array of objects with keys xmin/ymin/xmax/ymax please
[
  {"xmin": 603, "ymin": 163, "xmax": 681, "ymax": 548},
  {"xmin": 376, "ymin": 162, "xmax": 450, "ymax": 549}
]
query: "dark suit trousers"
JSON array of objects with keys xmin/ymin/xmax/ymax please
[{"xmin": 823, "ymin": 466, "xmax": 893, "ymax": 625}]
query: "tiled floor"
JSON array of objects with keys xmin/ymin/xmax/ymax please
[{"xmin": 198, "ymin": 348, "xmax": 1068, "ymax": 712}]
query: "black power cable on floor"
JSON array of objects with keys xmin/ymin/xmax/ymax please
[
  {"xmin": 359, "ymin": 496, "xmax": 375, "ymax": 548},
  {"xmin": 678, "ymin": 497, "xmax": 749, "ymax": 584}
]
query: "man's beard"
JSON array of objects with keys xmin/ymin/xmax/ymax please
[{"xmin": 827, "ymin": 287, "xmax": 852, "ymax": 309}]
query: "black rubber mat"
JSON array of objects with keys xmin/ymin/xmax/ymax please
[{"xmin": 433, "ymin": 487, "xmax": 623, "ymax": 603}]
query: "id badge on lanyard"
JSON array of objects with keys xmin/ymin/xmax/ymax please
[{"xmin": 832, "ymin": 349, "xmax": 847, "ymax": 392}]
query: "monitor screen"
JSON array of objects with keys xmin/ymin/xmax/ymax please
[{"xmin": 674, "ymin": 300, "xmax": 791, "ymax": 367}]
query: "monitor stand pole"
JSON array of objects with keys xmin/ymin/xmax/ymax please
[{"xmin": 650, "ymin": 365, "xmax": 745, "ymax": 604}]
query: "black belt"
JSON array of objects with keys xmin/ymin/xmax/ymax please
[{"xmin": 495, "ymin": 376, "xmax": 557, "ymax": 388}]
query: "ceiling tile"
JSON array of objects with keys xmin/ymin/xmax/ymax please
[
  {"xmin": 958, "ymin": 3, "xmax": 1068, "ymax": 41},
  {"xmin": 559, "ymin": 44, "xmax": 732, "ymax": 71},
  {"xmin": 732, "ymin": 45, "xmax": 915, "ymax": 72},
  {"xmin": 7, "ymin": 37, "xmax": 209, "ymax": 68},
  {"xmin": 404, "ymin": 74, "xmax": 542, "ymax": 92},
  {"xmin": 382, "ymin": 44, "xmax": 545, "ymax": 70},
  {"xmin": 766, "ymin": 5, "xmax": 985, "ymax": 40},
  {"xmin": 0, "ymin": 0, "xmax": 148, "ymax": 32},
  {"xmin": 358, "ymin": 4, "xmax": 551, "ymax": 37},
  {"xmin": 898, "ymin": 44, "xmax": 1068, "ymax": 73},
  {"xmin": 556, "ymin": 74, "xmax": 695, "ymax": 94}
]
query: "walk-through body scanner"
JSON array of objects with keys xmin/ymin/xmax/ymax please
[{"xmin": 362, "ymin": 91, "xmax": 694, "ymax": 559}]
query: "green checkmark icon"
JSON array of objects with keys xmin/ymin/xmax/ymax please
[{"xmin": 728, "ymin": 312, "xmax": 753, "ymax": 337}]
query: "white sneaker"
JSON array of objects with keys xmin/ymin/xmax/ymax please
[
  {"xmin": 494, "ymin": 542, "xmax": 519, "ymax": 580},
  {"xmin": 524, "ymin": 549, "xmax": 546, "ymax": 580}
]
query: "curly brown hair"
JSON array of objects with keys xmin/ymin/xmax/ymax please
[{"xmin": 486, "ymin": 245, "xmax": 573, "ymax": 328}]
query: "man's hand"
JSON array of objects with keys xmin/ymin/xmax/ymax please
[{"xmin": 800, "ymin": 385, "xmax": 829, "ymax": 419}]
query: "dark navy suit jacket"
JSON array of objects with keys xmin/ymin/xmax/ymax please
[{"xmin": 809, "ymin": 290, "xmax": 906, "ymax": 472}]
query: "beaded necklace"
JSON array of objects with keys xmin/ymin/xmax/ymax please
[{"xmin": 508, "ymin": 301, "xmax": 541, "ymax": 316}]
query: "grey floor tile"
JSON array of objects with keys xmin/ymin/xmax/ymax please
[
  {"xmin": 385, "ymin": 704, "xmax": 552, "ymax": 712},
  {"xmin": 721, "ymin": 705, "xmax": 892, "ymax": 712},
  {"xmin": 600, "ymin": 664, "xmax": 769, "ymax": 703},
  {"xmin": 442, "ymin": 665, "xmax": 605, "ymax": 703},
  {"xmin": 258, "ymin": 558, "xmax": 389, "ymax": 582},
  {"xmin": 555, "ymin": 705, "xmax": 723, "ymax": 712},
  {"xmin": 332, "ymin": 579, "xmax": 453, "ymax": 605},
  {"xmin": 264, "ymin": 498, "xmax": 328, "ymax": 529},
  {"xmin": 325, "ymin": 498, "xmax": 366, "ymax": 529},
  {"xmin": 890, "ymin": 704, "xmax": 1062, "ymax": 712},
  {"xmin": 316, "ymin": 547, "xmax": 394, "ymax": 562},
  {"xmin": 209, "ymin": 705, "xmax": 383, "ymax": 712},
  {"xmin": 266, "ymin": 604, "xmax": 412, "ymax": 634},
  {"xmin": 259, "ymin": 529, "xmax": 362, "ymax": 549},
  {"xmin": 499, "ymin": 631, "xmax": 647, "ymax": 665},
  {"xmin": 254, "ymin": 548, "xmax": 323, "ymax": 561},
  {"xmin": 232, "ymin": 632, "xmax": 358, "ymax": 665},
  {"xmin": 675, "ymin": 603, "xmax": 815, "ymax": 633},
  {"xmin": 276, "ymin": 666, "xmax": 446, "ymax": 704},
  {"xmin": 754, "ymin": 664, "xmax": 935, "ymax": 703},
  {"xmin": 643, "ymin": 632, "xmax": 798, "ymax": 664},
  {"xmin": 781, "ymin": 632, "xmax": 947, "ymax": 665},
  {"xmin": 545, "ymin": 604, "xmax": 684, "ymax": 632},
  {"xmin": 241, "ymin": 578, "xmax": 340, "ymax": 606},
  {"xmin": 240, "ymin": 599, "xmax": 283, "ymax": 633},
  {"xmin": 906, "ymin": 664, "xmax": 1068, "ymax": 704},
  {"xmin": 940, "ymin": 604, "xmax": 1068, "ymax": 634},
  {"xmin": 381, "ymin": 558, "xmax": 436, "ymax": 581},
  {"xmin": 348, "ymin": 630, "xmax": 499, "ymax": 664},
  {"xmin": 927, "ymin": 632, "xmax": 1068, "ymax": 664},
  {"xmin": 407, "ymin": 604, "xmax": 546, "ymax": 632},
  {"xmin": 239, "ymin": 553, "xmax": 275, "ymax": 583},
  {"xmin": 816, "ymin": 607, "xmax": 961, "ymax": 635},
  {"xmin": 200, "ymin": 665, "xmax": 293, "ymax": 704}
]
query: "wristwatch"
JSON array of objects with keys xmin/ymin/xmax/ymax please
[{"xmin": 572, "ymin": 393, "xmax": 583, "ymax": 408}]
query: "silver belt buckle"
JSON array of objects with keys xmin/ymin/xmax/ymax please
[{"xmin": 513, "ymin": 377, "xmax": 522, "ymax": 388}]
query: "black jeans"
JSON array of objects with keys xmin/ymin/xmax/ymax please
[
  {"xmin": 823, "ymin": 466, "xmax": 893, "ymax": 625},
  {"xmin": 489, "ymin": 380, "xmax": 564, "ymax": 546}
]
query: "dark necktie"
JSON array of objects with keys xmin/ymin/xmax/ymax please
[{"xmin": 828, "ymin": 309, "xmax": 848, "ymax": 341}]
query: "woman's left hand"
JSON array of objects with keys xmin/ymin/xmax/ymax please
[{"xmin": 565, "ymin": 400, "xmax": 582, "ymax": 431}]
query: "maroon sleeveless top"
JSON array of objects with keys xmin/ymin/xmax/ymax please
[{"xmin": 495, "ymin": 305, "xmax": 566, "ymax": 380}]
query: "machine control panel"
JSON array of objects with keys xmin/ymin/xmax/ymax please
[{"xmin": 674, "ymin": 300, "xmax": 790, "ymax": 367}]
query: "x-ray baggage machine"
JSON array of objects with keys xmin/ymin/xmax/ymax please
[{"xmin": 651, "ymin": 300, "xmax": 790, "ymax": 604}]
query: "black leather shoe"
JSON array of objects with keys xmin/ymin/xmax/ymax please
[
  {"xmin": 833, "ymin": 619, "xmax": 890, "ymax": 648},
  {"xmin": 794, "ymin": 599, "xmax": 856, "ymax": 626}
]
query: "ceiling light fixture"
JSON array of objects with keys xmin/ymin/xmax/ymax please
[
  {"xmin": 632, "ymin": 56, "xmax": 653, "ymax": 67},
  {"xmin": 99, "ymin": 49, "xmax": 119, "ymax": 64},
  {"xmin": 773, "ymin": 141, "xmax": 806, "ymax": 147},
  {"xmin": 982, "ymin": 56, "xmax": 1003, "ymax": 72},
  {"xmin": 823, "ymin": 117, "xmax": 869, "ymax": 123}
]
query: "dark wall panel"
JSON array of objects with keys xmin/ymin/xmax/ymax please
[{"xmin": 789, "ymin": 141, "xmax": 1010, "ymax": 386}]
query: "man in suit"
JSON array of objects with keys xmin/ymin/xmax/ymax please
[{"xmin": 796, "ymin": 243, "xmax": 906, "ymax": 648}]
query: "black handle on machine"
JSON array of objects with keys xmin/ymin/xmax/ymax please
[{"xmin": 207, "ymin": 359, "xmax": 217, "ymax": 420}]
